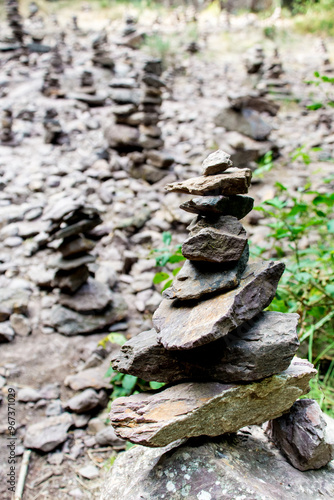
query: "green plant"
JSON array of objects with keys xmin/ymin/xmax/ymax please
[
  {"xmin": 305, "ymin": 71, "xmax": 334, "ymax": 110},
  {"xmin": 253, "ymin": 179, "xmax": 334, "ymax": 414},
  {"xmin": 151, "ymin": 231, "xmax": 185, "ymax": 292},
  {"xmin": 253, "ymin": 151, "xmax": 274, "ymax": 178}
]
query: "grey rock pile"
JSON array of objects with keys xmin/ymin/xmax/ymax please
[
  {"xmin": 106, "ymin": 58, "xmax": 174, "ymax": 183},
  {"xmin": 92, "ymin": 32, "xmax": 115, "ymax": 69},
  {"xmin": 0, "ymin": 107, "xmax": 14, "ymax": 145},
  {"xmin": 107, "ymin": 150, "xmax": 323, "ymax": 454},
  {"xmin": 43, "ymin": 108, "xmax": 67, "ymax": 145},
  {"xmin": 257, "ymin": 48, "xmax": 292, "ymax": 100},
  {"xmin": 41, "ymin": 70, "xmax": 64, "ymax": 98},
  {"xmin": 244, "ymin": 44, "xmax": 264, "ymax": 75}
]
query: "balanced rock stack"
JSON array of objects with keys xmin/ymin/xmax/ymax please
[
  {"xmin": 43, "ymin": 108, "xmax": 67, "ymax": 145},
  {"xmin": 92, "ymin": 32, "xmax": 115, "ymax": 70},
  {"xmin": 108, "ymin": 150, "xmax": 317, "ymax": 449},
  {"xmin": 257, "ymin": 48, "xmax": 291, "ymax": 100},
  {"xmin": 6, "ymin": 0, "xmax": 25, "ymax": 45},
  {"xmin": 40, "ymin": 199, "xmax": 127, "ymax": 336},
  {"xmin": 0, "ymin": 107, "xmax": 14, "ymax": 145}
]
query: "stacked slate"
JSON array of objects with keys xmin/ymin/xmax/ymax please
[
  {"xmin": 257, "ymin": 48, "xmax": 292, "ymax": 100},
  {"xmin": 244, "ymin": 44, "xmax": 264, "ymax": 75},
  {"xmin": 108, "ymin": 150, "xmax": 318, "ymax": 450},
  {"xmin": 6, "ymin": 0, "xmax": 24, "ymax": 45},
  {"xmin": 41, "ymin": 200, "xmax": 127, "ymax": 336},
  {"xmin": 121, "ymin": 15, "xmax": 144, "ymax": 49},
  {"xmin": 41, "ymin": 70, "xmax": 64, "ymax": 98},
  {"xmin": 92, "ymin": 32, "xmax": 115, "ymax": 70},
  {"xmin": 43, "ymin": 108, "xmax": 68, "ymax": 145}
]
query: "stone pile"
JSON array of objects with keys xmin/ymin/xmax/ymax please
[
  {"xmin": 257, "ymin": 48, "xmax": 292, "ymax": 100},
  {"xmin": 107, "ymin": 149, "xmax": 319, "ymax": 451},
  {"xmin": 121, "ymin": 15, "xmax": 144, "ymax": 49},
  {"xmin": 41, "ymin": 70, "xmax": 64, "ymax": 98},
  {"xmin": 92, "ymin": 32, "xmax": 115, "ymax": 69},
  {"xmin": 6, "ymin": 0, "xmax": 25, "ymax": 45},
  {"xmin": 106, "ymin": 58, "xmax": 174, "ymax": 183},
  {"xmin": 50, "ymin": 44, "xmax": 64, "ymax": 74},
  {"xmin": 244, "ymin": 44, "xmax": 264, "ymax": 75},
  {"xmin": 0, "ymin": 107, "xmax": 14, "ymax": 145},
  {"xmin": 80, "ymin": 70, "xmax": 95, "ymax": 94},
  {"xmin": 39, "ymin": 199, "xmax": 127, "ymax": 336},
  {"xmin": 43, "ymin": 108, "xmax": 67, "ymax": 145}
]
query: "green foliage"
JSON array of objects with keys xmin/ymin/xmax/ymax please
[
  {"xmin": 292, "ymin": 1, "xmax": 334, "ymax": 36},
  {"xmin": 253, "ymin": 180, "xmax": 334, "ymax": 414},
  {"xmin": 151, "ymin": 231, "xmax": 185, "ymax": 292},
  {"xmin": 305, "ymin": 72, "xmax": 334, "ymax": 110},
  {"xmin": 253, "ymin": 151, "xmax": 274, "ymax": 178}
]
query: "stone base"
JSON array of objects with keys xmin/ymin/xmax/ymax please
[{"xmin": 100, "ymin": 422, "xmax": 334, "ymax": 500}]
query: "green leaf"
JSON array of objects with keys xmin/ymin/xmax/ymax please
[
  {"xmin": 149, "ymin": 381, "xmax": 165, "ymax": 390},
  {"xmin": 153, "ymin": 272, "xmax": 170, "ymax": 284},
  {"xmin": 161, "ymin": 279, "xmax": 173, "ymax": 292},
  {"xmin": 168, "ymin": 254, "xmax": 186, "ymax": 263},
  {"xmin": 307, "ymin": 103, "xmax": 323, "ymax": 110},
  {"xmin": 107, "ymin": 332, "xmax": 127, "ymax": 346},
  {"xmin": 122, "ymin": 374, "xmax": 138, "ymax": 392},
  {"xmin": 104, "ymin": 366, "xmax": 115, "ymax": 379},
  {"xmin": 162, "ymin": 231, "xmax": 172, "ymax": 246},
  {"xmin": 172, "ymin": 267, "xmax": 182, "ymax": 276},
  {"xmin": 327, "ymin": 220, "xmax": 334, "ymax": 233}
]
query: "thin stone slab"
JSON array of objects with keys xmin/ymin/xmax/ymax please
[
  {"xmin": 42, "ymin": 198, "xmax": 84, "ymax": 222},
  {"xmin": 201, "ymin": 150, "xmax": 233, "ymax": 176},
  {"xmin": 59, "ymin": 278, "xmax": 113, "ymax": 312},
  {"xmin": 51, "ymin": 216, "xmax": 102, "ymax": 240},
  {"xmin": 164, "ymin": 245, "xmax": 249, "ymax": 301},
  {"xmin": 153, "ymin": 260, "xmax": 284, "ymax": 350},
  {"xmin": 58, "ymin": 236, "xmax": 95, "ymax": 257},
  {"xmin": 165, "ymin": 168, "xmax": 252, "ymax": 196},
  {"xmin": 109, "ymin": 358, "xmax": 316, "ymax": 447},
  {"xmin": 266, "ymin": 399, "xmax": 334, "ymax": 471},
  {"xmin": 182, "ymin": 215, "xmax": 247, "ymax": 263},
  {"xmin": 112, "ymin": 311, "xmax": 300, "ymax": 383},
  {"xmin": 48, "ymin": 254, "xmax": 95, "ymax": 271},
  {"xmin": 180, "ymin": 195, "xmax": 254, "ymax": 219},
  {"xmin": 101, "ymin": 423, "xmax": 334, "ymax": 500}
]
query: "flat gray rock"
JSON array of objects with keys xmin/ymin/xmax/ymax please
[
  {"xmin": 59, "ymin": 278, "xmax": 113, "ymax": 312},
  {"xmin": 101, "ymin": 422, "xmax": 334, "ymax": 500},
  {"xmin": 0, "ymin": 321, "xmax": 15, "ymax": 342},
  {"xmin": 153, "ymin": 260, "xmax": 285, "ymax": 350},
  {"xmin": 49, "ymin": 254, "xmax": 95, "ymax": 271},
  {"xmin": 42, "ymin": 198, "xmax": 84, "ymax": 222},
  {"xmin": 215, "ymin": 107, "xmax": 272, "ymax": 140},
  {"xmin": 164, "ymin": 245, "xmax": 249, "ymax": 301},
  {"xmin": 0, "ymin": 288, "xmax": 30, "ymax": 321},
  {"xmin": 24, "ymin": 413, "xmax": 74, "ymax": 452},
  {"xmin": 180, "ymin": 194, "xmax": 254, "ymax": 218},
  {"xmin": 112, "ymin": 311, "xmax": 299, "ymax": 383},
  {"xmin": 58, "ymin": 236, "xmax": 95, "ymax": 257},
  {"xmin": 201, "ymin": 150, "xmax": 233, "ymax": 175},
  {"xmin": 65, "ymin": 388, "xmax": 105, "ymax": 414},
  {"xmin": 165, "ymin": 168, "xmax": 252, "ymax": 196},
  {"xmin": 109, "ymin": 358, "xmax": 316, "ymax": 447},
  {"xmin": 267, "ymin": 399, "xmax": 334, "ymax": 471},
  {"xmin": 48, "ymin": 294, "xmax": 127, "ymax": 336},
  {"xmin": 182, "ymin": 215, "xmax": 247, "ymax": 263}
]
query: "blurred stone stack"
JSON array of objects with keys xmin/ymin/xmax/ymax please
[
  {"xmin": 6, "ymin": 0, "xmax": 25, "ymax": 45},
  {"xmin": 50, "ymin": 44, "xmax": 64, "ymax": 74},
  {"xmin": 80, "ymin": 70, "xmax": 95, "ymax": 94},
  {"xmin": 121, "ymin": 15, "xmax": 144, "ymax": 49},
  {"xmin": 107, "ymin": 149, "xmax": 317, "ymax": 449},
  {"xmin": 40, "ymin": 199, "xmax": 127, "ymax": 336},
  {"xmin": 92, "ymin": 32, "xmax": 115, "ymax": 69},
  {"xmin": 257, "ymin": 48, "xmax": 292, "ymax": 100},
  {"xmin": 43, "ymin": 108, "xmax": 68, "ymax": 145},
  {"xmin": 244, "ymin": 44, "xmax": 264, "ymax": 75},
  {"xmin": 41, "ymin": 70, "xmax": 64, "ymax": 98}
]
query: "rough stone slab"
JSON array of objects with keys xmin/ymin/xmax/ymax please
[
  {"xmin": 215, "ymin": 107, "xmax": 272, "ymax": 141},
  {"xmin": 153, "ymin": 260, "xmax": 284, "ymax": 350},
  {"xmin": 48, "ymin": 294, "xmax": 127, "ymax": 336},
  {"xmin": 59, "ymin": 278, "xmax": 113, "ymax": 312},
  {"xmin": 109, "ymin": 358, "xmax": 316, "ymax": 447},
  {"xmin": 58, "ymin": 236, "xmax": 95, "ymax": 257},
  {"xmin": 182, "ymin": 215, "xmax": 247, "ymax": 263},
  {"xmin": 65, "ymin": 388, "xmax": 105, "ymax": 414},
  {"xmin": 48, "ymin": 254, "xmax": 95, "ymax": 271},
  {"xmin": 180, "ymin": 194, "xmax": 254, "ymax": 219},
  {"xmin": 104, "ymin": 124, "xmax": 141, "ymax": 150},
  {"xmin": 100, "ymin": 422, "xmax": 334, "ymax": 500},
  {"xmin": 52, "ymin": 265, "xmax": 89, "ymax": 293},
  {"xmin": 52, "ymin": 216, "xmax": 102, "ymax": 240},
  {"xmin": 164, "ymin": 244, "xmax": 249, "ymax": 301},
  {"xmin": 112, "ymin": 311, "xmax": 299, "ymax": 383},
  {"xmin": 165, "ymin": 168, "xmax": 252, "ymax": 196},
  {"xmin": 201, "ymin": 150, "xmax": 233, "ymax": 175},
  {"xmin": 24, "ymin": 413, "xmax": 74, "ymax": 452},
  {"xmin": 0, "ymin": 288, "xmax": 30, "ymax": 321},
  {"xmin": 267, "ymin": 399, "xmax": 334, "ymax": 471},
  {"xmin": 42, "ymin": 198, "xmax": 84, "ymax": 222}
]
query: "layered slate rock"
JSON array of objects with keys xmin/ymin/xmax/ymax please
[
  {"xmin": 165, "ymin": 168, "xmax": 252, "ymax": 196},
  {"xmin": 112, "ymin": 311, "xmax": 300, "ymax": 383},
  {"xmin": 101, "ymin": 424, "xmax": 334, "ymax": 500},
  {"xmin": 164, "ymin": 245, "xmax": 249, "ymax": 301},
  {"xmin": 182, "ymin": 215, "xmax": 247, "ymax": 263},
  {"xmin": 201, "ymin": 149, "xmax": 233, "ymax": 175},
  {"xmin": 180, "ymin": 194, "xmax": 254, "ymax": 218},
  {"xmin": 109, "ymin": 358, "xmax": 316, "ymax": 447},
  {"xmin": 153, "ymin": 260, "xmax": 285, "ymax": 350},
  {"xmin": 267, "ymin": 399, "xmax": 334, "ymax": 471}
]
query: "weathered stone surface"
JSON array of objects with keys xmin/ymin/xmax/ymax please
[
  {"xmin": 58, "ymin": 237, "xmax": 95, "ymax": 257},
  {"xmin": 0, "ymin": 288, "xmax": 30, "ymax": 321},
  {"xmin": 201, "ymin": 150, "xmax": 233, "ymax": 176},
  {"xmin": 42, "ymin": 198, "xmax": 83, "ymax": 222},
  {"xmin": 24, "ymin": 413, "xmax": 74, "ymax": 452},
  {"xmin": 112, "ymin": 311, "xmax": 299, "ymax": 383},
  {"xmin": 267, "ymin": 399, "xmax": 334, "ymax": 471},
  {"xmin": 59, "ymin": 279, "xmax": 113, "ymax": 312},
  {"xmin": 153, "ymin": 260, "xmax": 284, "ymax": 350},
  {"xmin": 49, "ymin": 293, "xmax": 127, "ymax": 336},
  {"xmin": 146, "ymin": 150, "xmax": 174, "ymax": 168},
  {"xmin": 164, "ymin": 245, "xmax": 249, "ymax": 301},
  {"xmin": 52, "ymin": 217, "xmax": 102, "ymax": 240},
  {"xmin": 52, "ymin": 265, "xmax": 89, "ymax": 293},
  {"xmin": 95, "ymin": 427, "xmax": 126, "ymax": 448},
  {"xmin": 165, "ymin": 168, "xmax": 252, "ymax": 196},
  {"xmin": 65, "ymin": 388, "xmax": 105, "ymax": 413},
  {"xmin": 228, "ymin": 93, "xmax": 280, "ymax": 116},
  {"xmin": 215, "ymin": 107, "xmax": 272, "ymax": 141},
  {"xmin": 65, "ymin": 359, "xmax": 112, "ymax": 390},
  {"xmin": 49, "ymin": 254, "xmax": 95, "ymax": 271},
  {"xmin": 104, "ymin": 124, "xmax": 141, "ymax": 150},
  {"xmin": 109, "ymin": 358, "xmax": 316, "ymax": 447},
  {"xmin": 180, "ymin": 194, "xmax": 254, "ymax": 219},
  {"xmin": 101, "ymin": 422, "xmax": 334, "ymax": 500},
  {"xmin": 182, "ymin": 215, "xmax": 247, "ymax": 263},
  {"xmin": 0, "ymin": 321, "xmax": 15, "ymax": 342}
]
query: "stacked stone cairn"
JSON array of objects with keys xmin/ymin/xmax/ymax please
[
  {"xmin": 43, "ymin": 108, "xmax": 68, "ymax": 145},
  {"xmin": 108, "ymin": 149, "xmax": 318, "ymax": 453},
  {"xmin": 40, "ymin": 200, "xmax": 127, "ymax": 336},
  {"xmin": 106, "ymin": 58, "xmax": 174, "ymax": 183},
  {"xmin": 6, "ymin": 0, "xmax": 25, "ymax": 45},
  {"xmin": 92, "ymin": 32, "xmax": 115, "ymax": 70},
  {"xmin": 244, "ymin": 44, "xmax": 264, "ymax": 75},
  {"xmin": 120, "ymin": 15, "xmax": 144, "ymax": 49},
  {"xmin": 257, "ymin": 48, "xmax": 291, "ymax": 100},
  {"xmin": 0, "ymin": 107, "xmax": 14, "ymax": 145}
]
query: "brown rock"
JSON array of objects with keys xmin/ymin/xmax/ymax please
[
  {"xmin": 112, "ymin": 311, "xmax": 299, "ymax": 383},
  {"xmin": 165, "ymin": 168, "xmax": 252, "ymax": 196},
  {"xmin": 109, "ymin": 358, "xmax": 316, "ymax": 447},
  {"xmin": 153, "ymin": 260, "xmax": 284, "ymax": 350},
  {"xmin": 267, "ymin": 399, "xmax": 334, "ymax": 471}
]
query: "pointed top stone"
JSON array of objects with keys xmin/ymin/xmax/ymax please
[{"xmin": 201, "ymin": 150, "xmax": 233, "ymax": 176}]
